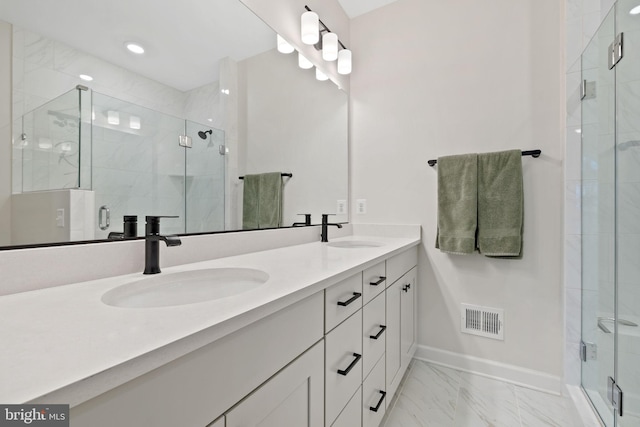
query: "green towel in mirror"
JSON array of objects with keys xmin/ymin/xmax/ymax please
[{"xmin": 242, "ymin": 172, "xmax": 283, "ymax": 230}]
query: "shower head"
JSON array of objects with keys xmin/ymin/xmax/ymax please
[{"xmin": 198, "ymin": 129, "xmax": 213, "ymax": 140}]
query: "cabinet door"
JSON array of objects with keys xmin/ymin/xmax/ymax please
[
  {"xmin": 401, "ymin": 267, "xmax": 416, "ymax": 367},
  {"xmin": 226, "ymin": 341, "xmax": 324, "ymax": 427},
  {"xmin": 385, "ymin": 280, "xmax": 402, "ymax": 407}
]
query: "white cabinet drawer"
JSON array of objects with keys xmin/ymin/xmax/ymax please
[
  {"xmin": 325, "ymin": 272, "xmax": 363, "ymax": 333},
  {"xmin": 386, "ymin": 246, "xmax": 417, "ymax": 286},
  {"xmin": 325, "ymin": 310, "xmax": 363, "ymax": 426},
  {"xmin": 362, "ymin": 355, "xmax": 386, "ymax": 427},
  {"xmin": 362, "ymin": 291, "xmax": 386, "ymax": 380},
  {"xmin": 331, "ymin": 387, "xmax": 362, "ymax": 427},
  {"xmin": 362, "ymin": 261, "xmax": 386, "ymax": 304}
]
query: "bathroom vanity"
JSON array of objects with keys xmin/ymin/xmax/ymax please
[{"xmin": 0, "ymin": 228, "xmax": 419, "ymax": 427}]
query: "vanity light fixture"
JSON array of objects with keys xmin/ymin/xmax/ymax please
[
  {"xmin": 277, "ymin": 34, "xmax": 295, "ymax": 54},
  {"xmin": 300, "ymin": 6, "xmax": 352, "ymax": 75},
  {"xmin": 125, "ymin": 42, "xmax": 145, "ymax": 54},
  {"xmin": 316, "ymin": 68, "xmax": 329, "ymax": 81},
  {"xmin": 337, "ymin": 49, "xmax": 352, "ymax": 75},
  {"xmin": 298, "ymin": 52, "xmax": 313, "ymax": 69},
  {"xmin": 631, "ymin": 4, "xmax": 640, "ymax": 14},
  {"xmin": 129, "ymin": 115, "xmax": 141, "ymax": 130},
  {"xmin": 301, "ymin": 10, "xmax": 319, "ymax": 44},
  {"xmin": 107, "ymin": 110, "xmax": 120, "ymax": 125},
  {"xmin": 79, "ymin": 74, "xmax": 93, "ymax": 82},
  {"xmin": 322, "ymin": 33, "xmax": 338, "ymax": 61}
]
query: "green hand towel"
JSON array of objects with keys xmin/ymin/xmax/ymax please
[
  {"xmin": 258, "ymin": 172, "xmax": 283, "ymax": 228},
  {"xmin": 242, "ymin": 174, "xmax": 260, "ymax": 230},
  {"xmin": 477, "ymin": 150, "xmax": 523, "ymax": 257},
  {"xmin": 436, "ymin": 154, "xmax": 478, "ymax": 254}
]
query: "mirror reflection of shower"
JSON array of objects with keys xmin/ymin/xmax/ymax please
[
  {"xmin": 198, "ymin": 129, "xmax": 213, "ymax": 139},
  {"xmin": 618, "ymin": 140, "xmax": 640, "ymax": 151}
]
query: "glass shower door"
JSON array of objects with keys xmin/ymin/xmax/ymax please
[
  {"xmin": 184, "ymin": 122, "xmax": 226, "ymax": 234},
  {"xmin": 615, "ymin": 0, "xmax": 640, "ymax": 424},
  {"xmin": 581, "ymin": 7, "xmax": 616, "ymax": 426}
]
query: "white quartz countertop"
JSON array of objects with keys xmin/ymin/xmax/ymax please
[{"xmin": 0, "ymin": 232, "xmax": 419, "ymax": 405}]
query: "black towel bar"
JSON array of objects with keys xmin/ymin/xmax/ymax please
[
  {"xmin": 239, "ymin": 173, "xmax": 293, "ymax": 180},
  {"xmin": 427, "ymin": 149, "xmax": 541, "ymax": 167}
]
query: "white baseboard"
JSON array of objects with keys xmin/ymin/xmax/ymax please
[{"xmin": 415, "ymin": 344, "xmax": 563, "ymax": 394}]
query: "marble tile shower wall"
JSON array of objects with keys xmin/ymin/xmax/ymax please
[{"xmin": 564, "ymin": 0, "xmax": 616, "ymax": 387}]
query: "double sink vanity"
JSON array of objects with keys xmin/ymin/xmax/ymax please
[{"xmin": 1, "ymin": 225, "xmax": 420, "ymax": 427}]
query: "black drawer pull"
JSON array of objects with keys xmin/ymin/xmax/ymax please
[
  {"xmin": 369, "ymin": 276, "xmax": 386, "ymax": 286},
  {"xmin": 369, "ymin": 325, "xmax": 387, "ymax": 340},
  {"xmin": 337, "ymin": 353, "xmax": 361, "ymax": 376},
  {"xmin": 402, "ymin": 283, "xmax": 411, "ymax": 292},
  {"xmin": 337, "ymin": 292, "xmax": 362, "ymax": 307},
  {"xmin": 369, "ymin": 390, "xmax": 387, "ymax": 412}
]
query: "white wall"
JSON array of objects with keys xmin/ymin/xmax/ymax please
[
  {"xmin": 0, "ymin": 22, "xmax": 11, "ymax": 246},
  {"xmin": 238, "ymin": 48, "xmax": 348, "ymax": 227},
  {"xmin": 351, "ymin": 0, "xmax": 565, "ymax": 384}
]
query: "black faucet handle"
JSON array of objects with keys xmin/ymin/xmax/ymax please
[
  {"xmin": 145, "ymin": 215, "xmax": 179, "ymax": 235},
  {"xmin": 297, "ymin": 213, "xmax": 312, "ymax": 225},
  {"xmin": 145, "ymin": 215, "xmax": 179, "ymax": 223}
]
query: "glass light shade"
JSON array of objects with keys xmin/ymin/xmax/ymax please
[
  {"xmin": 301, "ymin": 11, "xmax": 319, "ymax": 45},
  {"xmin": 298, "ymin": 52, "xmax": 313, "ymax": 69},
  {"xmin": 277, "ymin": 34, "xmax": 294, "ymax": 54},
  {"xmin": 129, "ymin": 116, "xmax": 141, "ymax": 130},
  {"xmin": 631, "ymin": 5, "xmax": 640, "ymax": 14},
  {"xmin": 315, "ymin": 68, "xmax": 329, "ymax": 81},
  {"xmin": 337, "ymin": 49, "xmax": 352, "ymax": 75},
  {"xmin": 107, "ymin": 111, "xmax": 120, "ymax": 125},
  {"xmin": 322, "ymin": 33, "xmax": 339, "ymax": 61}
]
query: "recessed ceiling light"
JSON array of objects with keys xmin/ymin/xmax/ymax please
[
  {"xmin": 125, "ymin": 42, "xmax": 145, "ymax": 54},
  {"xmin": 79, "ymin": 74, "xmax": 93, "ymax": 81},
  {"xmin": 631, "ymin": 5, "xmax": 640, "ymax": 14}
]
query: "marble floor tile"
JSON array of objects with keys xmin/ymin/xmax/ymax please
[
  {"xmin": 453, "ymin": 372, "xmax": 521, "ymax": 427},
  {"xmin": 515, "ymin": 386, "xmax": 583, "ymax": 427},
  {"xmin": 384, "ymin": 362, "xmax": 460, "ymax": 427},
  {"xmin": 384, "ymin": 360, "xmax": 592, "ymax": 427}
]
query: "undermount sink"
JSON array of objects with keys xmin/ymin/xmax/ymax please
[
  {"xmin": 101, "ymin": 268, "xmax": 269, "ymax": 308},
  {"xmin": 327, "ymin": 241, "xmax": 383, "ymax": 248}
]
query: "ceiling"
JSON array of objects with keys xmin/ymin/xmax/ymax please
[
  {"xmin": 0, "ymin": 0, "xmax": 400, "ymax": 92},
  {"xmin": 337, "ymin": 0, "xmax": 400, "ymax": 18}
]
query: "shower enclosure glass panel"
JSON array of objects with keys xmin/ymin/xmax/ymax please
[
  {"xmin": 615, "ymin": 0, "xmax": 640, "ymax": 424},
  {"xmin": 92, "ymin": 92, "xmax": 186, "ymax": 238},
  {"xmin": 13, "ymin": 87, "xmax": 91, "ymax": 192},
  {"xmin": 581, "ymin": 7, "xmax": 616, "ymax": 425},
  {"xmin": 184, "ymin": 122, "xmax": 225, "ymax": 234},
  {"xmin": 581, "ymin": 2, "xmax": 640, "ymax": 425}
]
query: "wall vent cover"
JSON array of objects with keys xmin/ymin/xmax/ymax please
[{"xmin": 461, "ymin": 304, "xmax": 504, "ymax": 340}]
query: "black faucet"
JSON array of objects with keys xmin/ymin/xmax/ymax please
[
  {"xmin": 292, "ymin": 213, "xmax": 312, "ymax": 227},
  {"xmin": 321, "ymin": 214, "xmax": 343, "ymax": 243},
  {"xmin": 108, "ymin": 215, "xmax": 139, "ymax": 240},
  {"xmin": 144, "ymin": 216, "xmax": 182, "ymax": 275}
]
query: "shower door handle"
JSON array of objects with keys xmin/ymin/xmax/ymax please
[{"xmin": 99, "ymin": 205, "xmax": 110, "ymax": 230}]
